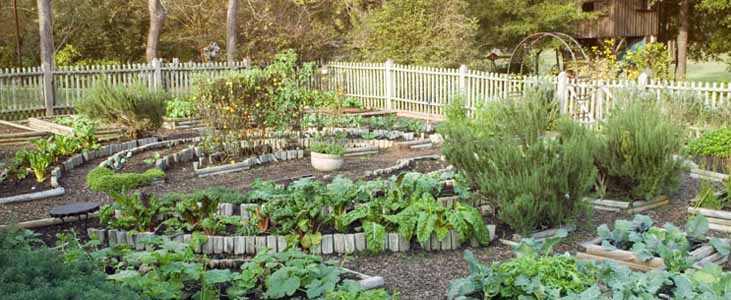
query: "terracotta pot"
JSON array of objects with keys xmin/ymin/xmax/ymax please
[{"xmin": 311, "ymin": 152, "xmax": 344, "ymax": 171}]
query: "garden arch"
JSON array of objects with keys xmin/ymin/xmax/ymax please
[{"xmin": 507, "ymin": 32, "xmax": 590, "ymax": 78}]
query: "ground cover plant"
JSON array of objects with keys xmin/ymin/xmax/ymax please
[
  {"xmin": 595, "ymin": 214, "xmax": 730, "ymax": 272},
  {"xmin": 439, "ymin": 91, "xmax": 597, "ymax": 234},
  {"xmin": 448, "ymin": 233, "xmax": 731, "ymax": 300},
  {"xmin": 165, "ymin": 97, "xmax": 197, "ymax": 119},
  {"xmin": 595, "ymin": 98, "xmax": 687, "ymax": 201},
  {"xmin": 87, "ymin": 166, "xmax": 165, "ymax": 195}
]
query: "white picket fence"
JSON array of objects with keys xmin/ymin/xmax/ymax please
[
  {"xmin": 2, "ymin": 59, "xmax": 730, "ymax": 124},
  {"xmin": 324, "ymin": 61, "xmax": 731, "ymax": 125},
  {"xmin": 0, "ymin": 59, "xmax": 249, "ymax": 120}
]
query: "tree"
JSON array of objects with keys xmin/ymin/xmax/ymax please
[
  {"xmin": 346, "ymin": 0, "xmax": 479, "ymax": 67},
  {"xmin": 146, "ymin": 0, "xmax": 167, "ymax": 61},
  {"xmin": 676, "ymin": 0, "xmax": 689, "ymax": 80},
  {"xmin": 37, "ymin": 0, "xmax": 55, "ymax": 115},
  {"xmin": 466, "ymin": 0, "xmax": 589, "ymax": 52},
  {"xmin": 226, "ymin": 0, "xmax": 239, "ymax": 63}
]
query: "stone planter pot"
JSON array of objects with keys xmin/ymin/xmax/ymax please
[{"xmin": 310, "ymin": 152, "xmax": 344, "ymax": 171}]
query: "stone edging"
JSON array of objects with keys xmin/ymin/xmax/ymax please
[
  {"xmin": 0, "ymin": 137, "xmax": 159, "ymax": 205},
  {"xmin": 87, "ymin": 225, "xmax": 496, "ymax": 256},
  {"xmin": 364, "ymin": 154, "xmax": 443, "ymax": 177},
  {"xmin": 98, "ymin": 137, "xmax": 198, "ymax": 170},
  {"xmin": 688, "ymin": 205, "xmax": 731, "ymax": 233},
  {"xmin": 498, "ymin": 225, "xmax": 576, "ymax": 247}
]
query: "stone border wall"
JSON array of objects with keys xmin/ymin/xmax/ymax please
[{"xmin": 87, "ymin": 224, "xmax": 496, "ymax": 256}]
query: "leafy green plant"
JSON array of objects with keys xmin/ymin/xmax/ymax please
[
  {"xmin": 100, "ymin": 192, "xmax": 168, "ymax": 232},
  {"xmin": 143, "ymin": 152, "xmax": 161, "ymax": 166},
  {"xmin": 22, "ymin": 149, "xmax": 53, "ymax": 183},
  {"xmin": 595, "ymin": 99, "xmax": 686, "ymax": 200},
  {"xmin": 86, "ymin": 166, "xmax": 165, "ymax": 194},
  {"xmin": 440, "ymin": 94, "xmax": 597, "ymax": 234},
  {"xmin": 311, "ymin": 141, "xmax": 346, "ymax": 156},
  {"xmin": 597, "ymin": 214, "xmax": 730, "ymax": 272},
  {"xmin": 687, "ymin": 127, "xmax": 731, "ymax": 158},
  {"xmin": 76, "ymin": 79, "xmax": 168, "ymax": 138},
  {"xmin": 165, "ymin": 97, "xmax": 196, "ymax": 119}
]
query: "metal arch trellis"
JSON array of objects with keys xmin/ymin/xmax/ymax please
[{"xmin": 507, "ymin": 32, "xmax": 590, "ymax": 78}]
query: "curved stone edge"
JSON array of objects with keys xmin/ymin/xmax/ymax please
[
  {"xmin": 87, "ymin": 225, "xmax": 497, "ymax": 256},
  {"xmin": 99, "ymin": 137, "xmax": 198, "ymax": 170},
  {"xmin": 1, "ymin": 137, "xmax": 160, "ymax": 206},
  {"xmin": 364, "ymin": 154, "xmax": 443, "ymax": 177},
  {"xmin": 498, "ymin": 225, "xmax": 576, "ymax": 247}
]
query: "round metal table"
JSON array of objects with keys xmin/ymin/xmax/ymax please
[{"xmin": 49, "ymin": 202, "xmax": 100, "ymax": 230}]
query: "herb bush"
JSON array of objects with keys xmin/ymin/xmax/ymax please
[
  {"xmin": 440, "ymin": 94, "xmax": 598, "ymax": 234},
  {"xmin": 76, "ymin": 79, "xmax": 168, "ymax": 138},
  {"xmin": 448, "ymin": 237, "xmax": 731, "ymax": 300},
  {"xmin": 595, "ymin": 100, "xmax": 686, "ymax": 200},
  {"xmin": 87, "ymin": 166, "xmax": 165, "ymax": 194},
  {"xmin": 596, "ymin": 214, "xmax": 730, "ymax": 272},
  {"xmin": 0, "ymin": 228, "xmax": 139, "ymax": 300}
]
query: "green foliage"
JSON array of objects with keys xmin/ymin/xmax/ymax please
[
  {"xmin": 596, "ymin": 99, "xmax": 686, "ymax": 200},
  {"xmin": 100, "ymin": 192, "xmax": 168, "ymax": 232},
  {"xmin": 194, "ymin": 50, "xmax": 315, "ymax": 142},
  {"xmin": 347, "ymin": 0, "xmax": 479, "ymax": 67},
  {"xmin": 310, "ymin": 141, "xmax": 346, "ymax": 156},
  {"xmin": 597, "ymin": 214, "xmax": 730, "ymax": 272},
  {"xmin": 164, "ymin": 97, "xmax": 196, "ymax": 119},
  {"xmin": 694, "ymin": 180, "xmax": 729, "ymax": 210},
  {"xmin": 687, "ymin": 127, "xmax": 731, "ymax": 158},
  {"xmin": 0, "ymin": 228, "xmax": 139, "ymax": 300},
  {"xmin": 86, "ymin": 166, "xmax": 165, "ymax": 194},
  {"xmin": 440, "ymin": 93, "xmax": 597, "ymax": 234},
  {"xmin": 77, "ymin": 79, "xmax": 168, "ymax": 138}
]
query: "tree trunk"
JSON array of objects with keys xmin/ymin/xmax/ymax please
[
  {"xmin": 37, "ymin": 0, "xmax": 55, "ymax": 116},
  {"xmin": 13, "ymin": 0, "xmax": 22, "ymax": 67},
  {"xmin": 226, "ymin": 0, "xmax": 239, "ymax": 64},
  {"xmin": 146, "ymin": 0, "xmax": 167, "ymax": 62},
  {"xmin": 675, "ymin": 0, "xmax": 689, "ymax": 81}
]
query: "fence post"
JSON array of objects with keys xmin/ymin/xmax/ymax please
[
  {"xmin": 152, "ymin": 58, "xmax": 162, "ymax": 91},
  {"xmin": 385, "ymin": 59, "xmax": 393, "ymax": 110},
  {"xmin": 638, "ymin": 72, "xmax": 649, "ymax": 88},
  {"xmin": 459, "ymin": 65, "xmax": 468, "ymax": 96},
  {"xmin": 556, "ymin": 72, "xmax": 569, "ymax": 115}
]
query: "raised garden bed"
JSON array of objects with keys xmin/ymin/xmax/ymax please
[
  {"xmin": 0, "ymin": 120, "xmax": 50, "ymax": 145},
  {"xmin": 576, "ymin": 215, "xmax": 729, "ymax": 272},
  {"xmin": 688, "ymin": 179, "xmax": 731, "ymax": 232},
  {"xmin": 162, "ymin": 117, "xmax": 203, "ymax": 130},
  {"xmin": 498, "ymin": 225, "xmax": 576, "ymax": 247},
  {"xmin": 27, "ymin": 115, "xmax": 124, "ymax": 141},
  {"xmin": 586, "ymin": 195, "xmax": 670, "ymax": 213}
]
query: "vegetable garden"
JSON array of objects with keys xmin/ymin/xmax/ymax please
[{"xmin": 2, "ymin": 51, "xmax": 731, "ymax": 300}]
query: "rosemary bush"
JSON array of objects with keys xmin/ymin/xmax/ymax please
[
  {"xmin": 595, "ymin": 99, "xmax": 686, "ymax": 200},
  {"xmin": 76, "ymin": 79, "xmax": 168, "ymax": 138},
  {"xmin": 440, "ymin": 94, "xmax": 597, "ymax": 234}
]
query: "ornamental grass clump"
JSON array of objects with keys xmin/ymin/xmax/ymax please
[
  {"xmin": 595, "ymin": 99, "xmax": 686, "ymax": 200},
  {"xmin": 440, "ymin": 92, "xmax": 598, "ymax": 234}
]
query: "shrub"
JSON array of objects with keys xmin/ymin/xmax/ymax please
[
  {"xmin": 687, "ymin": 128, "xmax": 731, "ymax": 158},
  {"xmin": 595, "ymin": 100, "xmax": 686, "ymax": 200},
  {"xmin": 0, "ymin": 228, "xmax": 139, "ymax": 300},
  {"xmin": 440, "ymin": 95, "xmax": 597, "ymax": 234},
  {"xmin": 86, "ymin": 166, "xmax": 165, "ymax": 194},
  {"xmin": 76, "ymin": 79, "xmax": 168, "ymax": 138}
]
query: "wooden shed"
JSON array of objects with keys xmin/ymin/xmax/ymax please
[{"xmin": 576, "ymin": 0, "xmax": 659, "ymax": 40}]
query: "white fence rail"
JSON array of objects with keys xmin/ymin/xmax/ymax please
[
  {"xmin": 324, "ymin": 61, "xmax": 731, "ymax": 125},
  {"xmin": 0, "ymin": 60, "xmax": 249, "ymax": 120}
]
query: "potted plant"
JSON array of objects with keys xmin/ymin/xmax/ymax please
[{"xmin": 310, "ymin": 141, "xmax": 345, "ymax": 171}]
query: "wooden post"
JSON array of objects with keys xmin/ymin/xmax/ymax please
[
  {"xmin": 385, "ymin": 59, "xmax": 393, "ymax": 111},
  {"xmin": 37, "ymin": 0, "xmax": 55, "ymax": 116},
  {"xmin": 557, "ymin": 72, "xmax": 568, "ymax": 115},
  {"xmin": 152, "ymin": 58, "xmax": 162, "ymax": 91},
  {"xmin": 458, "ymin": 64, "xmax": 468, "ymax": 96}
]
